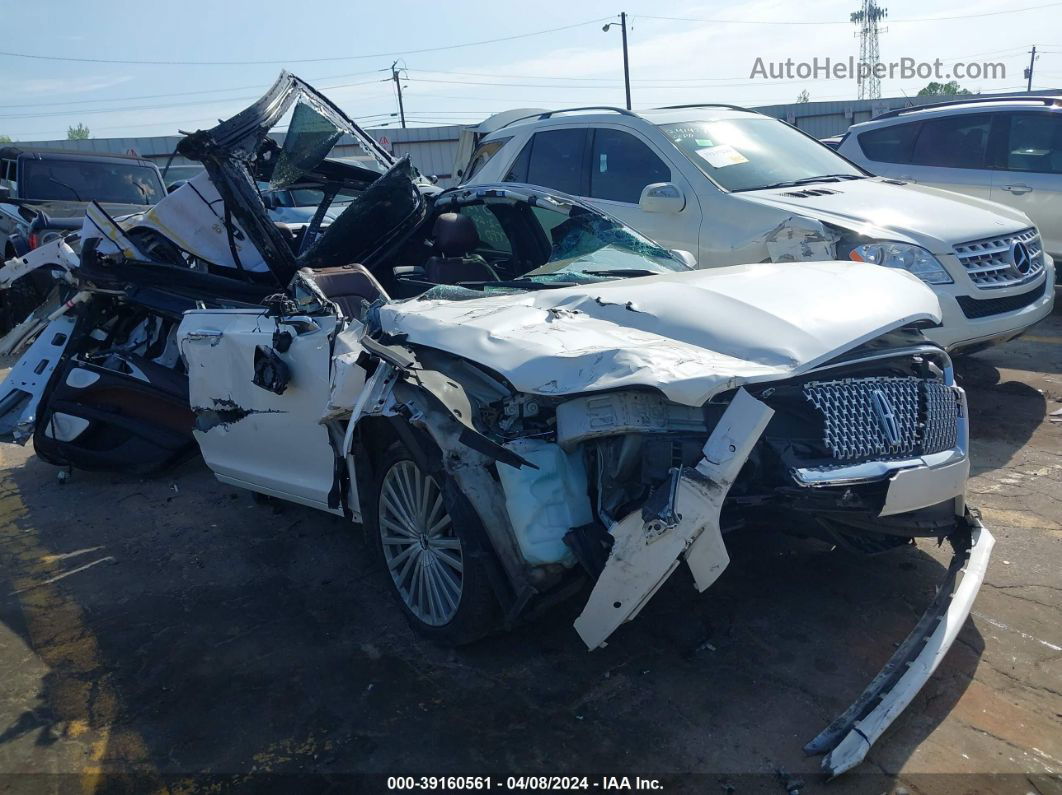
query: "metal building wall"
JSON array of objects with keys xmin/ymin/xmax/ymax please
[{"xmin": 18, "ymin": 125, "xmax": 464, "ymax": 182}]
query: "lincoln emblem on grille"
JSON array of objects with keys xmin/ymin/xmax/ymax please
[
  {"xmin": 1011, "ymin": 240, "xmax": 1031, "ymax": 275},
  {"xmin": 871, "ymin": 389, "xmax": 901, "ymax": 446}
]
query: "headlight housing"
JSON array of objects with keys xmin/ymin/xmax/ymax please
[{"xmin": 849, "ymin": 242, "xmax": 953, "ymax": 285}]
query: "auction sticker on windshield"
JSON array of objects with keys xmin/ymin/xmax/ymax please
[{"xmin": 696, "ymin": 144, "xmax": 748, "ymax": 168}]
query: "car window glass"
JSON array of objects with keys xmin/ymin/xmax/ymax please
[
  {"xmin": 526, "ymin": 129, "xmax": 586, "ymax": 195},
  {"xmin": 20, "ymin": 159, "xmax": 164, "ymax": 204},
  {"xmin": 1003, "ymin": 113, "xmax": 1062, "ymax": 174},
  {"xmin": 659, "ymin": 118, "xmax": 862, "ymax": 192},
  {"xmin": 269, "ymin": 101, "xmax": 346, "ymax": 189},
  {"xmin": 503, "ymin": 139, "xmax": 532, "ymax": 182},
  {"xmin": 459, "ymin": 205, "xmax": 511, "ymax": 252},
  {"xmin": 589, "ymin": 128, "xmax": 671, "ymax": 203},
  {"xmin": 911, "ymin": 113, "xmax": 992, "ymax": 169},
  {"xmin": 465, "ymin": 137, "xmax": 512, "ymax": 181},
  {"xmin": 857, "ymin": 122, "xmax": 920, "ymax": 163}
]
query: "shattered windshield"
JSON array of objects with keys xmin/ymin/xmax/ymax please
[
  {"xmin": 414, "ymin": 192, "xmax": 688, "ymax": 301},
  {"xmin": 524, "ymin": 206, "xmax": 684, "ymax": 280}
]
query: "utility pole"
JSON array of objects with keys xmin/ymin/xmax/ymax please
[
  {"xmin": 1025, "ymin": 45, "xmax": 1037, "ymax": 92},
  {"xmin": 603, "ymin": 12, "xmax": 632, "ymax": 110},
  {"xmin": 391, "ymin": 60, "xmax": 406, "ymax": 129},
  {"xmin": 850, "ymin": 0, "xmax": 887, "ymax": 100}
]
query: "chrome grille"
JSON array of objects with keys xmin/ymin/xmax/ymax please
[
  {"xmin": 953, "ymin": 227, "xmax": 1044, "ymax": 288},
  {"xmin": 803, "ymin": 377, "xmax": 959, "ymax": 462}
]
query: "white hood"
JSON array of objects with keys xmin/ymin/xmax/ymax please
[
  {"xmin": 379, "ymin": 261, "xmax": 942, "ymax": 406},
  {"xmin": 741, "ymin": 177, "xmax": 1033, "ymax": 252}
]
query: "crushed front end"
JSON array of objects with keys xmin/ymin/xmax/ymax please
[{"xmin": 347, "ymin": 311, "xmax": 989, "ymax": 776}]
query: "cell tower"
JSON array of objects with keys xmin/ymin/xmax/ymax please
[{"xmin": 851, "ymin": 0, "xmax": 888, "ymax": 100}]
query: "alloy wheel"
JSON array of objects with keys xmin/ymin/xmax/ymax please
[{"xmin": 378, "ymin": 460, "xmax": 463, "ymax": 626}]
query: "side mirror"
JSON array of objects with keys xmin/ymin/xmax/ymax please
[
  {"xmin": 0, "ymin": 185, "xmax": 10, "ymax": 199},
  {"xmin": 639, "ymin": 182, "xmax": 685, "ymax": 214},
  {"xmin": 670, "ymin": 249, "xmax": 697, "ymax": 269}
]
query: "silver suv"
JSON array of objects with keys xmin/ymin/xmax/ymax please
[{"xmin": 837, "ymin": 96, "xmax": 1062, "ymax": 266}]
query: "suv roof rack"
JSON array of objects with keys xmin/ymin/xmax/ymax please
[
  {"xmin": 496, "ymin": 106, "xmax": 636, "ymax": 130},
  {"xmin": 871, "ymin": 95, "xmax": 1061, "ymax": 121},
  {"xmin": 652, "ymin": 103, "xmax": 752, "ymax": 113}
]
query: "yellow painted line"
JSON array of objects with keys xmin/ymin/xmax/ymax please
[
  {"xmin": 1020, "ymin": 334, "xmax": 1062, "ymax": 345},
  {"xmin": 0, "ymin": 448, "xmax": 162, "ymax": 793}
]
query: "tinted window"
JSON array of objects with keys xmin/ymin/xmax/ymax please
[
  {"xmin": 465, "ymin": 136, "xmax": 511, "ymax": 181},
  {"xmin": 503, "ymin": 139, "xmax": 532, "ymax": 182},
  {"xmin": 1003, "ymin": 112, "xmax": 1062, "ymax": 174},
  {"xmin": 659, "ymin": 118, "xmax": 862, "ymax": 192},
  {"xmin": 21, "ymin": 159, "xmax": 164, "ymax": 204},
  {"xmin": 526, "ymin": 129, "xmax": 586, "ymax": 195},
  {"xmin": 589, "ymin": 128, "xmax": 671, "ymax": 203},
  {"xmin": 858, "ymin": 122, "xmax": 920, "ymax": 163},
  {"xmin": 911, "ymin": 113, "xmax": 992, "ymax": 169}
]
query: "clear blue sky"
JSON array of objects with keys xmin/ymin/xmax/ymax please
[{"xmin": 0, "ymin": 0, "xmax": 1058, "ymax": 141}]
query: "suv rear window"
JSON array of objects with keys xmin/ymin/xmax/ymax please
[
  {"xmin": 464, "ymin": 136, "xmax": 511, "ymax": 182},
  {"xmin": 912, "ymin": 113, "xmax": 992, "ymax": 169},
  {"xmin": 21, "ymin": 159, "xmax": 164, "ymax": 204},
  {"xmin": 589, "ymin": 128, "xmax": 670, "ymax": 203},
  {"xmin": 1003, "ymin": 112, "xmax": 1062, "ymax": 174},
  {"xmin": 525, "ymin": 129, "xmax": 586, "ymax": 195},
  {"xmin": 857, "ymin": 122, "xmax": 920, "ymax": 163}
]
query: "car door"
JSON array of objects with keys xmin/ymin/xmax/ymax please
[
  {"xmin": 503, "ymin": 125, "xmax": 697, "ymax": 255},
  {"xmin": 178, "ymin": 307, "xmax": 344, "ymax": 513},
  {"xmin": 989, "ymin": 111, "xmax": 1062, "ymax": 258},
  {"xmin": 901, "ymin": 113, "xmax": 995, "ymax": 199},
  {"xmin": 583, "ymin": 126, "xmax": 696, "ymax": 253}
]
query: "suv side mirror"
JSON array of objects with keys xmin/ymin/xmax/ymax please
[
  {"xmin": 0, "ymin": 185, "xmax": 10, "ymax": 199},
  {"xmin": 670, "ymin": 249, "xmax": 697, "ymax": 269},
  {"xmin": 639, "ymin": 182, "xmax": 685, "ymax": 213}
]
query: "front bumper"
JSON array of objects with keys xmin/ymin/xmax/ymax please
[
  {"xmin": 925, "ymin": 257, "xmax": 1055, "ymax": 352},
  {"xmin": 805, "ymin": 510, "xmax": 994, "ymax": 776}
]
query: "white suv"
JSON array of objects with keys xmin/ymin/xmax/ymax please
[
  {"xmin": 463, "ymin": 104, "xmax": 1055, "ymax": 353},
  {"xmin": 837, "ymin": 96, "xmax": 1062, "ymax": 265}
]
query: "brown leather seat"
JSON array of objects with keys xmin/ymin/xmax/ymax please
[{"xmin": 308, "ymin": 264, "xmax": 388, "ymax": 319}]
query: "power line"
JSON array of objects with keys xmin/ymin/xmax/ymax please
[
  {"xmin": 0, "ymin": 78, "xmax": 391, "ymax": 120},
  {"xmin": 636, "ymin": 1, "xmax": 1062, "ymax": 25},
  {"xmin": 0, "ymin": 69, "xmax": 390, "ymax": 110},
  {"xmin": 0, "ymin": 17, "xmax": 611, "ymax": 66}
]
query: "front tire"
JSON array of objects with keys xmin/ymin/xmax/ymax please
[{"xmin": 368, "ymin": 441, "xmax": 497, "ymax": 645}]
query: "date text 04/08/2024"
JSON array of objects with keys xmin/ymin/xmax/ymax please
[{"xmin": 386, "ymin": 776, "xmax": 665, "ymax": 791}]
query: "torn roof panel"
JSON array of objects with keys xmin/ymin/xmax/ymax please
[{"xmin": 379, "ymin": 261, "xmax": 942, "ymax": 406}]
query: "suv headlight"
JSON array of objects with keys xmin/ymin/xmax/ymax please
[{"xmin": 849, "ymin": 242, "xmax": 953, "ymax": 285}]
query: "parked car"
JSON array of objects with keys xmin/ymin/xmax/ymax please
[
  {"xmin": 259, "ymin": 183, "xmax": 353, "ymax": 225},
  {"xmin": 0, "ymin": 74, "xmax": 995, "ymax": 778},
  {"xmin": 836, "ymin": 96, "xmax": 1062, "ymax": 272},
  {"xmin": 0, "ymin": 147, "xmax": 167, "ymax": 331},
  {"xmin": 462, "ymin": 104, "xmax": 1055, "ymax": 353},
  {"xmin": 0, "ymin": 147, "xmax": 166, "ymax": 252}
]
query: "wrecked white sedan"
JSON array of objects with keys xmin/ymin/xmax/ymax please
[{"xmin": 1, "ymin": 75, "xmax": 993, "ymax": 777}]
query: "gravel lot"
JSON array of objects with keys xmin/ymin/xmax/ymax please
[{"xmin": 0, "ymin": 302, "xmax": 1059, "ymax": 794}]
